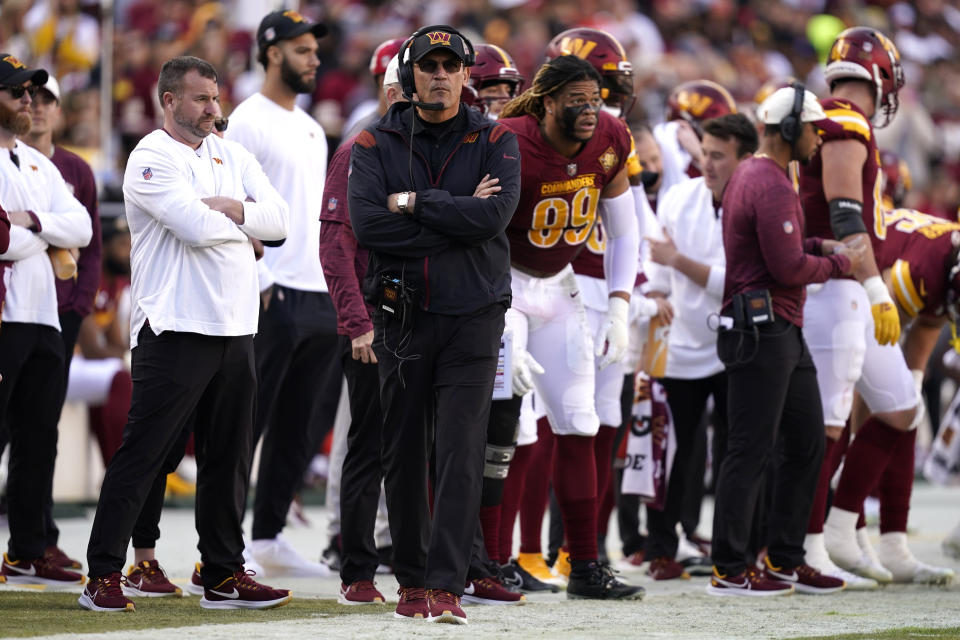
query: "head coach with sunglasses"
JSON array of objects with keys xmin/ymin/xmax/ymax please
[
  {"xmin": 707, "ymin": 85, "xmax": 863, "ymax": 597},
  {"xmin": 348, "ymin": 25, "xmax": 520, "ymax": 624}
]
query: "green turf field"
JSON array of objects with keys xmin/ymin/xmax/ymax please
[{"xmin": 0, "ymin": 592, "xmax": 384, "ymax": 637}]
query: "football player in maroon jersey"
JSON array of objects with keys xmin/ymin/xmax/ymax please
[
  {"xmin": 468, "ymin": 43, "xmax": 524, "ymax": 119},
  {"xmin": 796, "ymin": 27, "xmax": 936, "ymax": 586},
  {"xmin": 494, "ymin": 54, "xmax": 643, "ymax": 600}
]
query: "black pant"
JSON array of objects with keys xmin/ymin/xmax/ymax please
[
  {"xmin": 0, "ymin": 312, "xmax": 81, "ymax": 551},
  {"xmin": 86, "ymin": 329, "xmax": 256, "ymax": 588},
  {"xmin": 251, "ymin": 286, "xmax": 342, "ymax": 540},
  {"xmin": 375, "ymin": 303, "xmax": 504, "ymax": 594},
  {"xmin": 130, "ymin": 419, "xmax": 195, "ymax": 549},
  {"xmin": 338, "ymin": 334, "xmax": 385, "ymax": 584},
  {"xmin": 0, "ymin": 323, "xmax": 65, "ymax": 561},
  {"xmin": 712, "ymin": 320, "xmax": 825, "ymax": 574},
  {"xmin": 646, "ymin": 372, "xmax": 727, "ymax": 561}
]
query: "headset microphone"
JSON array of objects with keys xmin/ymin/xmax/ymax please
[{"xmin": 407, "ymin": 98, "xmax": 445, "ymax": 111}]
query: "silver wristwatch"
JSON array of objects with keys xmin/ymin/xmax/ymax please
[{"xmin": 397, "ymin": 191, "xmax": 410, "ymax": 215}]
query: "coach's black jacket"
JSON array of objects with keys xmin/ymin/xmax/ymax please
[{"xmin": 348, "ymin": 101, "xmax": 521, "ymax": 314}]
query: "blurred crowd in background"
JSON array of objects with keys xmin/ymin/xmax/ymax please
[{"xmin": 1, "ymin": 0, "xmax": 959, "ymax": 219}]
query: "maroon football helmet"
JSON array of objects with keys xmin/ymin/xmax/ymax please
[
  {"xmin": 369, "ymin": 38, "xmax": 405, "ymax": 77},
  {"xmin": 469, "ymin": 44, "xmax": 524, "ymax": 95},
  {"xmin": 545, "ymin": 27, "xmax": 635, "ymax": 118},
  {"xmin": 460, "ymin": 84, "xmax": 480, "ymax": 111},
  {"xmin": 666, "ymin": 80, "xmax": 737, "ymax": 137},
  {"xmin": 880, "ymin": 150, "xmax": 912, "ymax": 210},
  {"xmin": 825, "ymin": 27, "xmax": 904, "ymax": 128}
]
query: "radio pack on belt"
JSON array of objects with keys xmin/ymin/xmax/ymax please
[
  {"xmin": 732, "ymin": 289, "xmax": 775, "ymax": 328},
  {"xmin": 379, "ymin": 275, "xmax": 416, "ymax": 326}
]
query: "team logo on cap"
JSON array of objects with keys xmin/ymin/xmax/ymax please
[
  {"xmin": 426, "ymin": 31, "xmax": 452, "ymax": 46},
  {"xmin": 142, "ymin": 167, "xmax": 153, "ymax": 180},
  {"xmin": 283, "ymin": 10, "xmax": 305, "ymax": 23},
  {"xmin": 2, "ymin": 55, "xmax": 25, "ymax": 69},
  {"xmin": 264, "ymin": 27, "xmax": 276, "ymax": 41}
]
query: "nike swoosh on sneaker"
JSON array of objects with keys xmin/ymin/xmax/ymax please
[
  {"xmin": 502, "ymin": 574, "xmax": 522, "ymax": 589},
  {"xmin": 769, "ymin": 570, "xmax": 799, "ymax": 582},
  {"xmin": 463, "ymin": 583, "xmax": 476, "ymax": 595},
  {"xmin": 4, "ymin": 562, "xmax": 36, "ymax": 576},
  {"xmin": 209, "ymin": 588, "xmax": 240, "ymax": 599},
  {"xmin": 128, "ymin": 577, "xmax": 144, "ymax": 589}
]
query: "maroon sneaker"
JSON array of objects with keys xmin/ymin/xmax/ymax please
[
  {"xmin": 647, "ymin": 557, "xmax": 691, "ymax": 581},
  {"xmin": 199, "ymin": 570, "xmax": 292, "ymax": 610},
  {"xmin": 395, "ymin": 586, "xmax": 429, "ymax": 619},
  {"xmin": 764, "ymin": 557, "xmax": 846, "ymax": 595},
  {"xmin": 2, "ymin": 552, "xmax": 85, "ymax": 586},
  {"xmin": 44, "ymin": 545, "xmax": 82, "ymax": 570},
  {"xmin": 78, "ymin": 573, "xmax": 135, "ymax": 612},
  {"xmin": 706, "ymin": 565, "xmax": 794, "ymax": 597},
  {"xmin": 428, "ymin": 589, "xmax": 467, "ymax": 624},
  {"xmin": 123, "ymin": 560, "xmax": 182, "ymax": 597},
  {"xmin": 184, "ymin": 562, "xmax": 205, "ymax": 596},
  {"xmin": 462, "ymin": 577, "xmax": 526, "ymax": 605},
  {"xmin": 338, "ymin": 580, "xmax": 385, "ymax": 605}
]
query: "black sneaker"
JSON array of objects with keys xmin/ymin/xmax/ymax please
[
  {"xmin": 567, "ymin": 561, "xmax": 645, "ymax": 600},
  {"xmin": 501, "ymin": 559, "xmax": 559, "ymax": 593},
  {"xmin": 320, "ymin": 535, "xmax": 342, "ymax": 572}
]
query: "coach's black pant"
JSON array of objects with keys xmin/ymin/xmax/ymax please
[
  {"xmin": 87, "ymin": 328, "xmax": 255, "ymax": 588},
  {"xmin": 374, "ymin": 303, "xmax": 504, "ymax": 595},
  {"xmin": 712, "ymin": 319, "xmax": 824, "ymax": 575},
  {"xmin": 338, "ymin": 334, "xmax": 384, "ymax": 585},
  {"xmin": 251, "ymin": 286, "xmax": 342, "ymax": 540},
  {"xmin": 646, "ymin": 372, "xmax": 727, "ymax": 561},
  {"xmin": 0, "ymin": 323, "xmax": 65, "ymax": 562}
]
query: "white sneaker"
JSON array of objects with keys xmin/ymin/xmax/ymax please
[
  {"xmin": 855, "ymin": 527, "xmax": 892, "ymax": 583},
  {"xmin": 824, "ymin": 508, "xmax": 891, "ymax": 582},
  {"xmin": 249, "ymin": 535, "xmax": 329, "ymax": 578},
  {"xmin": 176, "ymin": 455, "xmax": 198, "ymax": 484},
  {"xmin": 804, "ymin": 533, "xmax": 878, "ymax": 591},
  {"xmin": 942, "ymin": 521, "xmax": 960, "ymax": 560},
  {"xmin": 878, "ymin": 532, "xmax": 955, "ymax": 585}
]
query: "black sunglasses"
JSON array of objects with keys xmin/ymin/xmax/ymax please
[
  {"xmin": 0, "ymin": 85, "xmax": 38, "ymax": 99},
  {"xmin": 415, "ymin": 58, "xmax": 462, "ymax": 74}
]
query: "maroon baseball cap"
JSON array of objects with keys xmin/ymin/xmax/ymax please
[{"xmin": 0, "ymin": 54, "xmax": 48, "ymax": 88}]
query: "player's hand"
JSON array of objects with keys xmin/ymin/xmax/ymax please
[
  {"xmin": 260, "ymin": 285, "xmax": 274, "ymax": 312},
  {"xmin": 836, "ymin": 237, "xmax": 867, "ymax": 274},
  {"xmin": 675, "ymin": 120, "xmax": 703, "ymax": 167},
  {"xmin": 596, "ymin": 296, "xmax": 630, "ymax": 370},
  {"xmin": 647, "ymin": 230, "xmax": 678, "ymax": 267},
  {"xmin": 654, "ymin": 297, "xmax": 674, "ymax": 325},
  {"xmin": 249, "ymin": 237, "xmax": 265, "ymax": 260},
  {"xmin": 8, "ymin": 211, "xmax": 35, "ymax": 229},
  {"xmin": 512, "ymin": 347, "xmax": 544, "ymax": 397},
  {"xmin": 202, "ymin": 196, "xmax": 244, "ymax": 224},
  {"xmin": 473, "ymin": 174, "xmax": 501, "ymax": 199},
  {"xmin": 863, "ymin": 275, "xmax": 900, "ymax": 345},
  {"xmin": 871, "ymin": 302, "xmax": 901, "ymax": 345},
  {"xmin": 352, "ymin": 330, "xmax": 378, "ymax": 364}
]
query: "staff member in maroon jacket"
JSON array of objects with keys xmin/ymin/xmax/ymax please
[
  {"xmin": 317, "ymin": 54, "xmax": 407, "ymax": 607},
  {"xmin": 707, "ymin": 86, "xmax": 862, "ymax": 598},
  {"xmin": 21, "ymin": 74, "xmax": 101, "ymax": 570}
]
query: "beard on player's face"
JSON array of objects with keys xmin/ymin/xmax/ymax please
[{"xmin": 0, "ymin": 99, "xmax": 32, "ymax": 136}]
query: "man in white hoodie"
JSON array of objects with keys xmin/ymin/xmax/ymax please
[
  {"xmin": 0, "ymin": 54, "xmax": 91, "ymax": 587},
  {"xmin": 80, "ymin": 55, "xmax": 289, "ymax": 613}
]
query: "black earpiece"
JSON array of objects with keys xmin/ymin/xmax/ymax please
[{"xmin": 780, "ymin": 82, "xmax": 806, "ymax": 145}]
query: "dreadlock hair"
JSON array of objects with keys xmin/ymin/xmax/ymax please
[{"xmin": 500, "ymin": 55, "xmax": 602, "ymax": 120}]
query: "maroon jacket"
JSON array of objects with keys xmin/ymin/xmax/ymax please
[
  {"xmin": 51, "ymin": 146, "xmax": 101, "ymax": 317},
  {"xmin": 318, "ymin": 135, "xmax": 373, "ymax": 340},
  {"xmin": 722, "ymin": 156, "xmax": 850, "ymax": 326},
  {"xmin": 0, "ymin": 205, "xmax": 9, "ymax": 310}
]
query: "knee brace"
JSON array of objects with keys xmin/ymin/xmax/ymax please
[{"xmin": 482, "ymin": 398, "xmax": 521, "ymax": 505}]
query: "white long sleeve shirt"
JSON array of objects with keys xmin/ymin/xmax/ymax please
[
  {"xmin": 0, "ymin": 139, "xmax": 92, "ymax": 330},
  {"xmin": 123, "ymin": 129, "xmax": 289, "ymax": 348},
  {"xmin": 227, "ymin": 92, "xmax": 328, "ymax": 292},
  {"xmin": 644, "ymin": 177, "xmax": 725, "ymax": 379}
]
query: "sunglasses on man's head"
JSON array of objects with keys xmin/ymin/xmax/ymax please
[
  {"xmin": 415, "ymin": 58, "xmax": 462, "ymax": 74},
  {"xmin": 0, "ymin": 85, "xmax": 38, "ymax": 99}
]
